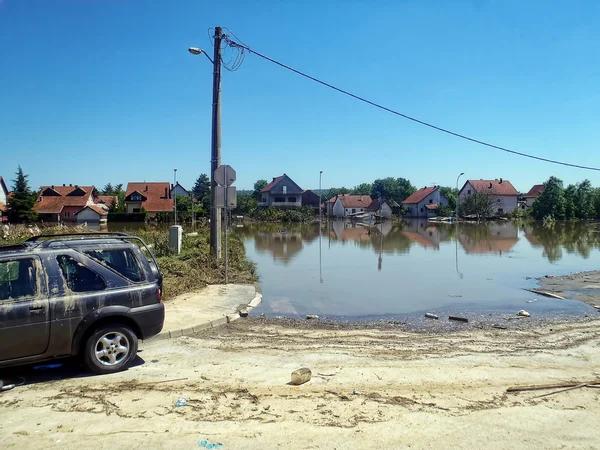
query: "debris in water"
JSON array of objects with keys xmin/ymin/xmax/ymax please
[
  {"xmin": 306, "ymin": 315, "xmax": 319, "ymax": 320},
  {"xmin": 492, "ymin": 324, "xmax": 508, "ymax": 330},
  {"xmin": 517, "ymin": 310, "xmax": 531, "ymax": 317},
  {"xmin": 526, "ymin": 299, "xmax": 538, "ymax": 303},
  {"xmin": 449, "ymin": 316, "xmax": 469, "ymax": 323},
  {"xmin": 424, "ymin": 313, "xmax": 439, "ymax": 320}
]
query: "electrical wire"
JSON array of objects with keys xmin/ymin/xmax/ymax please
[{"xmin": 225, "ymin": 38, "xmax": 600, "ymax": 172}]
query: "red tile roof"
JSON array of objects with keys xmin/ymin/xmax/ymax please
[
  {"xmin": 125, "ymin": 182, "xmax": 174, "ymax": 213},
  {"xmin": 261, "ymin": 176, "xmax": 285, "ymax": 192},
  {"xmin": 524, "ymin": 184, "xmax": 544, "ymax": 198},
  {"xmin": 34, "ymin": 185, "xmax": 96, "ymax": 214},
  {"xmin": 97, "ymin": 195, "xmax": 117, "ymax": 206},
  {"xmin": 401, "ymin": 186, "xmax": 438, "ymax": 204},
  {"xmin": 333, "ymin": 194, "xmax": 373, "ymax": 209},
  {"xmin": 465, "ymin": 179, "xmax": 518, "ymax": 196},
  {"xmin": 425, "ymin": 204, "xmax": 439, "ymax": 210},
  {"xmin": 76, "ymin": 205, "xmax": 109, "ymax": 216}
]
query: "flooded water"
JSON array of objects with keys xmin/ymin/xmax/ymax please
[{"xmin": 234, "ymin": 220, "xmax": 600, "ymax": 320}]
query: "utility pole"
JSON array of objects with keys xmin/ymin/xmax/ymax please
[
  {"xmin": 210, "ymin": 27, "xmax": 223, "ymax": 258},
  {"xmin": 173, "ymin": 168, "xmax": 178, "ymax": 225}
]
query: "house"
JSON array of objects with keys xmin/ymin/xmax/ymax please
[
  {"xmin": 458, "ymin": 179, "xmax": 519, "ymax": 214},
  {"xmin": 34, "ymin": 184, "xmax": 99, "ymax": 223},
  {"xmin": 0, "ymin": 176, "xmax": 9, "ymax": 222},
  {"xmin": 124, "ymin": 182, "xmax": 174, "ymax": 217},
  {"xmin": 367, "ymin": 198, "xmax": 393, "ymax": 219},
  {"xmin": 401, "ymin": 186, "xmax": 449, "ymax": 218},
  {"xmin": 301, "ymin": 190, "xmax": 320, "ymax": 208},
  {"xmin": 75, "ymin": 204, "xmax": 109, "ymax": 224},
  {"xmin": 329, "ymin": 194, "xmax": 372, "ymax": 218},
  {"xmin": 260, "ymin": 174, "xmax": 303, "ymax": 207},
  {"xmin": 523, "ymin": 184, "xmax": 544, "ymax": 207},
  {"xmin": 170, "ymin": 182, "xmax": 190, "ymax": 198}
]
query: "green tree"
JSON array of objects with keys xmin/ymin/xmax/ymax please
[
  {"xmin": 101, "ymin": 183, "xmax": 114, "ymax": 195},
  {"xmin": 564, "ymin": 184, "xmax": 577, "ymax": 220},
  {"xmin": 439, "ymin": 186, "xmax": 459, "ymax": 211},
  {"xmin": 252, "ymin": 180, "xmax": 268, "ymax": 200},
  {"xmin": 532, "ymin": 176, "xmax": 566, "ymax": 220},
  {"xmin": 234, "ymin": 193, "xmax": 259, "ymax": 216},
  {"xmin": 459, "ymin": 191, "xmax": 494, "ymax": 219},
  {"xmin": 192, "ymin": 174, "xmax": 211, "ymax": 212},
  {"xmin": 371, "ymin": 177, "xmax": 415, "ymax": 205},
  {"xmin": 351, "ymin": 183, "xmax": 372, "ymax": 196},
  {"xmin": 7, "ymin": 166, "xmax": 38, "ymax": 223},
  {"xmin": 574, "ymin": 179, "xmax": 595, "ymax": 219}
]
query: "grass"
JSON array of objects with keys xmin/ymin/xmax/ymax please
[{"xmin": 1, "ymin": 224, "xmax": 258, "ymax": 300}]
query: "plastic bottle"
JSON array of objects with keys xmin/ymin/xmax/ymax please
[
  {"xmin": 176, "ymin": 397, "xmax": 187, "ymax": 407},
  {"xmin": 291, "ymin": 368, "xmax": 312, "ymax": 385}
]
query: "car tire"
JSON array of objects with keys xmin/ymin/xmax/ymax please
[{"xmin": 83, "ymin": 324, "xmax": 138, "ymax": 374}]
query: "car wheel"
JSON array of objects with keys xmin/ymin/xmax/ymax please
[{"xmin": 83, "ymin": 324, "xmax": 138, "ymax": 374}]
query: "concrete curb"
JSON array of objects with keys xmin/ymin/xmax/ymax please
[{"xmin": 148, "ymin": 286, "xmax": 263, "ymax": 341}]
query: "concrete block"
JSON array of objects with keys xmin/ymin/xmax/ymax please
[
  {"xmin": 169, "ymin": 329, "xmax": 184, "ymax": 339},
  {"xmin": 210, "ymin": 317, "xmax": 228, "ymax": 328},
  {"xmin": 192, "ymin": 323, "xmax": 212, "ymax": 333}
]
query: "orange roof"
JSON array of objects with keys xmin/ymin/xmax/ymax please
[
  {"xmin": 97, "ymin": 195, "xmax": 117, "ymax": 206},
  {"xmin": 333, "ymin": 194, "xmax": 373, "ymax": 209},
  {"xmin": 76, "ymin": 205, "xmax": 108, "ymax": 216},
  {"xmin": 464, "ymin": 179, "xmax": 518, "ymax": 196},
  {"xmin": 125, "ymin": 182, "xmax": 173, "ymax": 213},
  {"xmin": 34, "ymin": 185, "xmax": 96, "ymax": 214},
  {"xmin": 524, "ymin": 184, "xmax": 544, "ymax": 198},
  {"xmin": 402, "ymin": 186, "xmax": 438, "ymax": 204},
  {"xmin": 425, "ymin": 204, "xmax": 439, "ymax": 210}
]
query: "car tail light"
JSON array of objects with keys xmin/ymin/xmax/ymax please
[{"xmin": 158, "ymin": 288, "xmax": 163, "ymax": 303}]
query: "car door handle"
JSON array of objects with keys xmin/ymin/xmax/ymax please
[{"xmin": 29, "ymin": 306, "xmax": 45, "ymax": 311}]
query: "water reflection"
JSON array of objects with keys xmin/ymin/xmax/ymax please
[{"xmin": 458, "ymin": 222, "xmax": 519, "ymax": 255}]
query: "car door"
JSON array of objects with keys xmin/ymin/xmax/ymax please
[{"xmin": 0, "ymin": 256, "xmax": 50, "ymax": 361}]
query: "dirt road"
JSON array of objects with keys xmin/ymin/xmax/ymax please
[{"xmin": 2, "ymin": 318, "xmax": 600, "ymax": 449}]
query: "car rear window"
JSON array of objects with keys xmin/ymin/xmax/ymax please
[
  {"xmin": 0, "ymin": 259, "xmax": 38, "ymax": 301},
  {"xmin": 84, "ymin": 248, "xmax": 144, "ymax": 282}
]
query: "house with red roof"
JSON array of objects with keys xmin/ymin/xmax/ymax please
[
  {"xmin": 259, "ymin": 174, "xmax": 304, "ymax": 207},
  {"xmin": 0, "ymin": 176, "xmax": 9, "ymax": 222},
  {"xmin": 458, "ymin": 179, "xmax": 519, "ymax": 214},
  {"xmin": 401, "ymin": 186, "xmax": 449, "ymax": 218},
  {"xmin": 329, "ymin": 194, "xmax": 373, "ymax": 218},
  {"xmin": 124, "ymin": 182, "xmax": 174, "ymax": 217},
  {"xmin": 523, "ymin": 184, "xmax": 544, "ymax": 207},
  {"xmin": 34, "ymin": 184, "xmax": 100, "ymax": 223}
]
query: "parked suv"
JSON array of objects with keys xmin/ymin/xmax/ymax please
[{"xmin": 0, "ymin": 232, "xmax": 164, "ymax": 374}]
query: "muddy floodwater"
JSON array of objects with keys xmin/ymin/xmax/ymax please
[{"xmin": 234, "ymin": 220, "xmax": 600, "ymax": 320}]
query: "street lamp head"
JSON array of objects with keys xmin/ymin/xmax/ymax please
[
  {"xmin": 188, "ymin": 47, "xmax": 203, "ymax": 55},
  {"xmin": 460, "ymin": 172, "xmax": 465, "ymax": 176}
]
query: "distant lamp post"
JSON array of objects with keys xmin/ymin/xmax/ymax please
[
  {"xmin": 455, "ymin": 172, "xmax": 465, "ymax": 220},
  {"xmin": 174, "ymin": 168, "xmax": 178, "ymax": 224},
  {"xmin": 319, "ymin": 170, "xmax": 323, "ymax": 222}
]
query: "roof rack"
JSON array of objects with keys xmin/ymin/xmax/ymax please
[
  {"xmin": 0, "ymin": 243, "xmax": 29, "ymax": 251},
  {"xmin": 26, "ymin": 232, "xmax": 132, "ymax": 242}
]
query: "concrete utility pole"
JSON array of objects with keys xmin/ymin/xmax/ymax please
[
  {"xmin": 173, "ymin": 168, "xmax": 178, "ymax": 225},
  {"xmin": 455, "ymin": 172, "xmax": 464, "ymax": 221},
  {"xmin": 210, "ymin": 27, "xmax": 223, "ymax": 258}
]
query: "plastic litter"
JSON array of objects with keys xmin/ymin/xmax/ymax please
[
  {"xmin": 424, "ymin": 313, "xmax": 439, "ymax": 320},
  {"xmin": 199, "ymin": 440, "xmax": 223, "ymax": 449},
  {"xmin": 448, "ymin": 316, "xmax": 469, "ymax": 323},
  {"xmin": 176, "ymin": 397, "xmax": 187, "ymax": 407},
  {"xmin": 290, "ymin": 368, "xmax": 312, "ymax": 385},
  {"xmin": 306, "ymin": 315, "xmax": 319, "ymax": 320},
  {"xmin": 517, "ymin": 310, "xmax": 531, "ymax": 317}
]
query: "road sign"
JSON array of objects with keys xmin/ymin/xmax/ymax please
[
  {"xmin": 214, "ymin": 165, "xmax": 236, "ymax": 187},
  {"xmin": 215, "ymin": 186, "xmax": 237, "ymax": 209}
]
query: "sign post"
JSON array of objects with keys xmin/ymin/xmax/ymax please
[{"xmin": 214, "ymin": 165, "xmax": 237, "ymax": 284}]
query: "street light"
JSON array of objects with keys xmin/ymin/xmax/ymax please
[
  {"xmin": 455, "ymin": 172, "xmax": 465, "ymax": 220},
  {"xmin": 174, "ymin": 168, "xmax": 178, "ymax": 225},
  {"xmin": 319, "ymin": 170, "xmax": 323, "ymax": 223},
  {"xmin": 188, "ymin": 47, "xmax": 214, "ymax": 63}
]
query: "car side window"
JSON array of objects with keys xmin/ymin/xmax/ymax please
[
  {"xmin": 57, "ymin": 255, "xmax": 106, "ymax": 293},
  {"xmin": 84, "ymin": 249, "xmax": 144, "ymax": 282},
  {"xmin": 0, "ymin": 259, "xmax": 37, "ymax": 302}
]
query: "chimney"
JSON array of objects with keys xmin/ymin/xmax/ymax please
[
  {"xmin": 75, "ymin": 185, "xmax": 78, "ymax": 189},
  {"xmin": 62, "ymin": 183, "xmax": 65, "ymax": 186},
  {"xmin": 165, "ymin": 187, "xmax": 168, "ymax": 198},
  {"xmin": 145, "ymin": 185, "xmax": 148, "ymax": 192},
  {"xmin": 489, "ymin": 182, "xmax": 493, "ymax": 189},
  {"xmin": 69, "ymin": 183, "xmax": 72, "ymax": 187},
  {"xmin": 499, "ymin": 178, "xmax": 503, "ymax": 184},
  {"xmin": 272, "ymin": 178, "xmax": 276, "ymax": 182},
  {"xmin": 51, "ymin": 185, "xmax": 54, "ymax": 189}
]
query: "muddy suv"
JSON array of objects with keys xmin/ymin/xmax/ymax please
[{"xmin": 0, "ymin": 233, "xmax": 164, "ymax": 374}]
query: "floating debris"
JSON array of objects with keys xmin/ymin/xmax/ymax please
[
  {"xmin": 449, "ymin": 316, "xmax": 469, "ymax": 323},
  {"xmin": 517, "ymin": 310, "xmax": 531, "ymax": 317},
  {"xmin": 424, "ymin": 313, "xmax": 439, "ymax": 320}
]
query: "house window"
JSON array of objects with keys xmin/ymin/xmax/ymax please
[
  {"xmin": 131, "ymin": 194, "xmax": 142, "ymax": 201},
  {"xmin": 64, "ymin": 211, "xmax": 70, "ymax": 218},
  {"xmin": 352, "ymin": 208, "xmax": 356, "ymax": 213},
  {"xmin": 133, "ymin": 208, "xmax": 141, "ymax": 213},
  {"xmin": 420, "ymin": 208, "xmax": 424, "ymax": 213},
  {"xmin": 282, "ymin": 186, "xmax": 287, "ymax": 194},
  {"xmin": 467, "ymin": 190, "xmax": 471, "ymax": 195},
  {"xmin": 288, "ymin": 197, "xmax": 297, "ymax": 203},
  {"xmin": 262, "ymin": 197, "xmax": 266, "ymax": 203},
  {"xmin": 274, "ymin": 197, "xmax": 285, "ymax": 203},
  {"xmin": 429, "ymin": 199, "xmax": 433, "ymax": 204}
]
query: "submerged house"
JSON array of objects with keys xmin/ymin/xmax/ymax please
[
  {"xmin": 260, "ymin": 174, "xmax": 304, "ymax": 207},
  {"xmin": 124, "ymin": 182, "xmax": 174, "ymax": 217},
  {"xmin": 34, "ymin": 184, "xmax": 100, "ymax": 223},
  {"xmin": 401, "ymin": 186, "xmax": 449, "ymax": 219},
  {"xmin": 329, "ymin": 194, "xmax": 373, "ymax": 218},
  {"xmin": 458, "ymin": 179, "xmax": 519, "ymax": 214},
  {"xmin": 523, "ymin": 184, "xmax": 544, "ymax": 208}
]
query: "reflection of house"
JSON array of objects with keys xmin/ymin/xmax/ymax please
[
  {"xmin": 401, "ymin": 219, "xmax": 448, "ymax": 250},
  {"xmin": 0, "ymin": 176, "xmax": 9, "ymax": 222},
  {"xmin": 34, "ymin": 184, "xmax": 100, "ymax": 223},
  {"xmin": 124, "ymin": 182, "xmax": 174, "ymax": 217},
  {"xmin": 260, "ymin": 174, "xmax": 303, "ymax": 207},
  {"xmin": 523, "ymin": 184, "xmax": 544, "ymax": 207},
  {"xmin": 458, "ymin": 222, "xmax": 519, "ymax": 254},
  {"xmin": 254, "ymin": 231, "xmax": 304, "ymax": 263},
  {"xmin": 330, "ymin": 194, "xmax": 372, "ymax": 217},
  {"xmin": 170, "ymin": 182, "xmax": 190, "ymax": 198},
  {"xmin": 459, "ymin": 179, "xmax": 519, "ymax": 214},
  {"xmin": 401, "ymin": 186, "xmax": 449, "ymax": 218}
]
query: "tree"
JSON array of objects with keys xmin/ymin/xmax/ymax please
[
  {"xmin": 439, "ymin": 186, "xmax": 458, "ymax": 211},
  {"xmin": 192, "ymin": 174, "xmax": 211, "ymax": 212},
  {"xmin": 101, "ymin": 183, "xmax": 114, "ymax": 195},
  {"xmin": 459, "ymin": 191, "xmax": 494, "ymax": 219},
  {"xmin": 574, "ymin": 179, "xmax": 595, "ymax": 219},
  {"xmin": 252, "ymin": 180, "xmax": 268, "ymax": 200},
  {"xmin": 234, "ymin": 193, "xmax": 259, "ymax": 216},
  {"xmin": 371, "ymin": 177, "xmax": 415, "ymax": 205},
  {"xmin": 7, "ymin": 166, "xmax": 38, "ymax": 223},
  {"xmin": 351, "ymin": 183, "xmax": 372, "ymax": 196},
  {"xmin": 564, "ymin": 184, "xmax": 577, "ymax": 220},
  {"xmin": 532, "ymin": 177, "xmax": 566, "ymax": 220}
]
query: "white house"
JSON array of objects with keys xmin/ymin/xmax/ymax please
[
  {"xmin": 170, "ymin": 182, "xmax": 190, "ymax": 198},
  {"xmin": 401, "ymin": 186, "xmax": 449, "ymax": 218},
  {"xmin": 459, "ymin": 179, "xmax": 519, "ymax": 214},
  {"xmin": 330, "ymin": 194, "xmax": 373, "ymax": 217},
  {"xmin": 523, "ymin": 184, "xmax": 544, "ymax": 207},
  {"xmin": 367, "ymin": 198, "xmax": 393, "ymax": 219},
  {"xmin": 75, "ymin": 204, "xmax": 109, "ymax": 224}
]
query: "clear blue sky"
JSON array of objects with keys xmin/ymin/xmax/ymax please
[{"xmin": 1, "ymin": 0, "xmax": 599, "ymax": 193}]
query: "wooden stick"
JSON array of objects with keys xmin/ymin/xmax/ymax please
[
  {"xmin": 507, "ymin": 381, "xmax": 600, "ymax": 393},
  {"xmin": 532, "ymin": 383, "xmax": 588, "ymax": 399},
  {"xmin": 523, "ymin": 288, "xmax": 565, "ymax": 299},
  {"xmin": 149, "ymin": 377, "xmax": 188, "ymax": 384}
]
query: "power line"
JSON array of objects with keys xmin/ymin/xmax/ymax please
[{"xmin": 225, "ymin": 37, "xmax": 600, "ymax": 172}]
